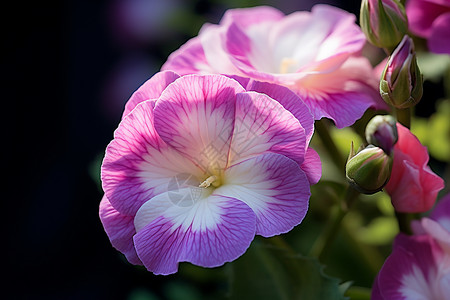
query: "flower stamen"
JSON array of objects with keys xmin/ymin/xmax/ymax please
[{"xmin": 199, "ymin": 175, "xmax": 217, "ymax": 188}]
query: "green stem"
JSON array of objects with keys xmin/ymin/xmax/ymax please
[
  {"xmin": 395, "ymin": 212, "xmax": 417, "ymax": 235},
  {"xmin": 344, "ymin": 286, "xmax": 372, "ymax": 300},
  {"xmin": 309, "ymin": 186, "xmax": 360, "ymax": 260},
  {"xmin": 394, "ymin": 107, "xmax": 415, "ymax": 234},
  {"xmin": 315, "ymin": 119, "xmax": 346, "ymax": 171},
  {"xmin": 395, "ymin": 107, "xmax": 411, "ymax": 128}
]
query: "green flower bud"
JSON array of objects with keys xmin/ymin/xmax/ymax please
[
  {"xmin": 380, "ymin": 35, "xmax": 423, "ymax": 109},
  {"xmin": 365, "ymin": 115, "xmax": 398, "ymax": 155},
  {"xmin": 346, "ymin": 145, "xmax": 393, "ymax": 194},
  {"xmin": 360, "ymin": 0, "xmax": 408, "ymax": 49}
]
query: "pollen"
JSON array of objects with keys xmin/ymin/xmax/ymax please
[
  {"xmin": 279, "ymin": 57, "xmax": 298, "ymax": 74},
  {"xmin": 199, "ymin": 175, "xmax": 217, "ymax": 188}
]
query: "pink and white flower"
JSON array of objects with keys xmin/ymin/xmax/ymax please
[
  {"xmin": 384, "ymin": 123, "xmax": 444, "ymax": 213},
  {"xmin": 162, "ymin": 5, "xmax": 387, "ymax": 128},
  {"xmin": 373, "ymin": 194, "xmax": 450, "ymax": 299},
  {"xmin": 372, "ymin": 233, "xmax": 450, "ymax": 300},
  {"xmin": 406, "ymin": 0, "xmax": 450, "ymax": 54},
  {"xmin": 99, "ymin": 72, "xmax": 320, "ymax": 275}
]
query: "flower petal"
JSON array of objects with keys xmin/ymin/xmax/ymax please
[
  {"xmin": 301, "ymin": 148, "xmax": 322, "ymax": 185},
  {"xmin": 246, "ymin": 80, "xmax": 314, "ymax": 141},
  {"xmin": 420, "ymin": 218, "xmax": 450, "ymax": 253},
  {"xmin": 395, "ymin": 123, "xmax": 429, "ymax": 166},
  {"xmin": 220, "ymin": 6, "xmax": 284, "ymax": 28},
  {"xmin": 154, "ymin": 75, "xmax": 245, "ymax": 173},
  {"xmin": 102, "ymin": 100, "xmax": 203, "ymax": 216},
  {"xmin": 215, "ymin": 153, "xmax": 310, "ymax": 237},
  {"xmin": 376, "ymin": 234, "xmax": 444, "ymax": 300},
  {"xmin": 270, "ymin": 5, "xmax": 365, "ymax": 74},
  {"xmin": 295, "ymin": 56, "xmax": 387, "ymax": 128},
  {"xmin": 123, "ymin": 70, "xmax": 180, "ymax": 117},
  {"xmin": 430, "ymin": 193, "xmax": 450, "ymax": 232},
  {"xmin": 428, "ymin": 13, "xmax": 450, "ymax": 54},
  {"xmin": 199, "ymin": 23, "xmax": 241, "ymax": 75},
  {"xmin": 230, "ymin": 91, "xmax": 306, "ymax": 166},
  {"xmin": 385, "ymin": 123, "xmax": 444, "ymax": 213},
  {"xmin": 99, "ymin": 195, "xmax": 142, "ymax": 265},
  {"xmin": 133, "ymin": 191, "xmax": 256, "ymax": 275},
  {"xmin": 161, "ymin": 36, "xmax": 213, "ymax": 75},
  {"xmin": 406, "ymin": 0, "xmax": 450, "ymax": 37}
]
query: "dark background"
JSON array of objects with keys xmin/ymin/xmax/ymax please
[{"xmin": 6, "ymin": 0, "xmax": 444, "ymax": 299}]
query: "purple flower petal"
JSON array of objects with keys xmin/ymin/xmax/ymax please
[
  {"xmin": 154, "ymin": 75, "xmax": 245, "ymax": 173},
  {"xmin": 122, "ymin": 70, "xmax": 180, "ymax": 117},
  {"xmin": 161, "ymin": 36, "xmax": 212, "ymax": 75},
  {"xmin": 99, "ymin": 195, "xmax": 142, "ymax": 265},
  {"xmin": 230, "ymin": 91, "xmax": 307, "ymax": 166},
  {"xmin": 375, "ymin": 234, "xmax": 447, "ymax": 299},
  {"xmin": 430, "ymin": 193, "xmax": 450, "ymax": 231},
  {"xmin": 102, "ymin": 100, "xmax": 203, "ymax": 216},
  {"xmin": 246, "ymin": 80, "xmax": 314, "ymax": 141},
  {"xmin": 301, "ymin": 148, "xmax": 322, "ymax": 185},
  {"xmin": 428, "ymin": 13, "xmax": 450, "ymax": 54},
  {"xmin": 214, "ymin": 153, "xmax": 310, "ymax": 237},
  {"xmin": 133, "ymin": 192, "xmax": 256, "ymax": 275}
]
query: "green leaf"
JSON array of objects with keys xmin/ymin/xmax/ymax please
[{"xmin": 229, "ymin": 239, "xmax": 348, "ymax": 300}]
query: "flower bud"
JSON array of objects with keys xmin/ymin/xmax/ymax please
[
  {"xmin": 346, "ymin": 145, "xmax": 393, "ymax": 194},
  {"xmin": 380, "ymin": 35, "xmax": 423, "ymax": 109},
  {"xmin": 365, "ymin": 115, "xmax": 398, "ymax": 155},
  {"xmin": 360, "ymin": 0, "xmax": 408, "ymax": 49}
]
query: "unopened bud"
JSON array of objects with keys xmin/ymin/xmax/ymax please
[
  {"xmin": 380, "ymin": 35, "xmax": 423, "ymax": 109},
  {"xmin": 365, "ymin": 115, "xmax": 398, "ymax": 155},
  {"xmin": 346, "ymin": 145, "xmax": 393, "ymax": 194},
  {"xmin": 360, "ymin": 0, "xmax": 408, "ymax": 49}
]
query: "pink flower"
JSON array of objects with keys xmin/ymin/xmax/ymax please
[
  {"xmin": 161, "ymin": 5, "xmax": 387, "ymax": 128},
  {"xmin": 373, "ymin": 194, "xmax": 450, "ymax": 299},
  {"xmin": 406, "ymin": 0, "xmax": 450, "ymax": 54},
  {"xmin": 99, "ymin": 72, "xmax": 321, "ymax": 275},
  {"xmin": 384, "ymin": 123, "xmax": 444, "ymax": 213},
  {"xmin": 372, "ymin": 234, "xmax": 450, "ymax": 299}
]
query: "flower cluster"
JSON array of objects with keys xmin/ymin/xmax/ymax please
[{"xmin": 98, "ymin": 3, "xmax": 447, "ymax": 298}]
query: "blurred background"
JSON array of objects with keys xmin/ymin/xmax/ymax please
[{"xmin": 6, "ymin": 0, "xmax": 448, "ymax": 299}]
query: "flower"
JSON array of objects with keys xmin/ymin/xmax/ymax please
[
  {"xmin": 373, "ymin": 194, "xmax": 450, "ymax": 299},
  {"xmin": 346, "ymin": 145, "xmax": 393, "ymax": 194},
  {"xmin": 99, "ymin": 73, "xmax": 321, "ymax": 275},
  {"xmin": 380, "ymin": 35, "xmax": 423, "ymax": 109},
  {"xmin": 406, "ymin": 0, "xmax": 450, "ymax": 54},
  {"xmin": 161, "ymin": 5, "xmax": 387, "ymax": 128},
  {"xmin": 384, "ymin": 123, "xmax": 444, "ymax": 213},
  {"xmin": 360, "ymin": 0, "xmax": 408, "ymax": 49},
  {"xmin": 372, "ymin": 233, "xmax": 450, "ymax": 299}
]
